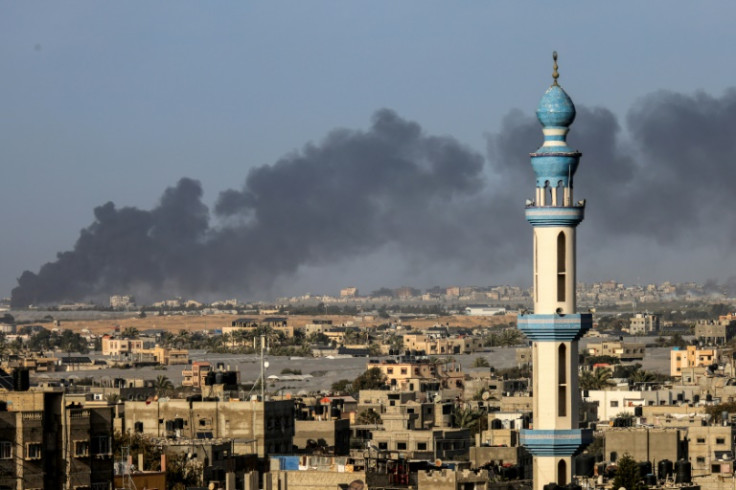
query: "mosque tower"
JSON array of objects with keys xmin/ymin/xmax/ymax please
[{"xmin": 517, "ymin": 53, "xmax": 593, "ymax": 490}]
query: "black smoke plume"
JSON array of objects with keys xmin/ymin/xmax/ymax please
[{"xmin": 11, "ymin": 88, "xmax": 736, "ymax": 306}]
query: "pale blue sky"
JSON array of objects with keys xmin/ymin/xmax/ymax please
[{"xmin": 2, "ymin": 2, "xmax": 735, "ymax": 301}]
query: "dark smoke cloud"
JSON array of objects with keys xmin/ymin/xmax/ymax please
[{"xmin": 11, "ymin": 89, "xmax": 736, "ymax": 306}]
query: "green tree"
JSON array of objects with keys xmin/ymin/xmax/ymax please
[
  {"xmin": 452, "ymin": 406, "xmax": 483, "ymax": 431},
  {"xmin": 579, "ymin": 367, "xmax": 613, "ymax": 390},
  {"xmin": 113, "ymin": 431, "xmax": 163, "ymax": 471},
  {"xmin": 611, "ymin": 453, "xmax": 646, "ymax": 490},
  {"xmin": 352, "ymin": 367, "xmax": 387, "ymax": 391},
  {"xmin": 154, "ymin": 375, "xmax": 174, "ymax": 397},
  {"xmin": 331, "ymin": 379, "xmax": 353, "ymax": 394},
  {"xmin": 356, "ymin": 409, "xmax": 382, "ymax": 425},
  {"xmin": 121, "ymin": 327, "xmax": 140, "ymax": 338},
  {"xmin": 472, "ymin": 357, "xmax": 490, "ymax": 368}
]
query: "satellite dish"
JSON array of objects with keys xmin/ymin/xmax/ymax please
[
  {"xmin": 482, "ymin": 391, "xmax": 490, "ymax": 401},
  {"xmin": 264, "ymin": 361, "xmax": 270, "ymax": 369}
]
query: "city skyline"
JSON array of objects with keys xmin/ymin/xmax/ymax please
[{"xmin": 3, "ymin": 3, "xmax": 736, "ymax": 304}]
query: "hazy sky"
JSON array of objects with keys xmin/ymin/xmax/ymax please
[{"xmin": 2, "ymin": 3, "xmax": 736, "ymax": 303}]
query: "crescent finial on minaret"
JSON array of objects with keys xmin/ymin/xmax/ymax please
[{"xmin": 552, "ymin": 51, "xmax": 559, "ymax": 86}]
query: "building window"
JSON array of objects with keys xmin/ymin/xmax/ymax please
[
  {"xmin": 387, "ymin": 368, "xmax": 393, "ymax": 374},
  {"xmin": 610, "ymin": 452, "xmax": 617, "ymax": 462},
  {"xmin": 697, "ymin": 438, "xmax": 706, "ymax": 444},
  {"xmin": 75, "ymin": 441, "xmax": 90, "ymax": 457},
  {"xmin": 93, "ymin": 436, "xmax": 111, "ymax": 455},
  {"xmin": 397, "ymin": 442, "xmax": 407, "ymax": 450},
  {"xmin": 26, "ymin": 443, "xmax": 42, "ymax": 460},
  {"xmin": 0, "ymin": 441, "xmax": 11, "ymax": 459},
  {"xmin": 417, "ymin": 442, "xmax": 427, "ymax": 451},
  {"xmin": 378, "ymin": 442, "xmax": 387, "ymax": 450},
  {"xmin": 134, "ymin": 422, "xmax": 143, "ymax": 433},
  {"xmin": 401, "ymin": 368, "xmax": 407, "ymax": 375},
  {"xmin": 610, "ymin": 401, "xmax": 619, "ymax": 408},
  {"xmin": 696, "ymin": 457, "xmax": 705, "ymax": 464}
]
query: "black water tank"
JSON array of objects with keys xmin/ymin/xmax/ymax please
[
  {"xmin": 675, "ymin": 460, "xmax": 691, "ymax": 483},
  {"xmin": 638, "ymin": 461, "xmax": 652, "ymax": 478},
  {"xmin": 706, "ymin": 394, "xmax": 713, "ymax": 402},
  {"xmin": 693, "ymin": 394, "xmax": 700, "ymax": 403},
  {"xmin": 575, "ymin": 454, "xmax": 595, "ymax": 477},
  {"xmin": 215, "ymin": 372, "xmax": 223, "ymax": 384},
  {"xmin": 645, "ymin": 474, "xmax": 657, "ymax": 486},
  {"xmin": 658, "ymin": 459, "xmax": 673, "ymax": 479}
]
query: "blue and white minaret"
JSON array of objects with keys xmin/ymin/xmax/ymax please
[{"xmin": 518, "ymin": 53, "xmax": 592, "ymax": 490}]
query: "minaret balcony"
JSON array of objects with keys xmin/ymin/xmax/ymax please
[
  {"xmin": 520, "ymin": 428, "xmax": 593, "ymax": 456},
  {"xmin": 517, "ymin": 313, "xmax": 592, "ymax": 342},
  {"xmin": 525, "ymin": 206, "xmax": 584, "ymax": 227}
]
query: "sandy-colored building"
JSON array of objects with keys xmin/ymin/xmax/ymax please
[
  {"xmin": 368, "ymin": 357, "xmax": 465, "ymax": 391},
  {"xmin": 687, "ymin": 425, "xmax": 735, "ymax": 477},
  {"xmin": 586, "ymin": 340, "xmax": 645, "ymax": 362},
  {"xmin": 123, "ymin": 398, "xmax": 294, "ymax": 457},
  {"xmin": 671, "ymin": 345, "xmax": 717, "ymax": 377},
  {"xmin": 0, "ymin": 390, "xmax": 114, "ymax": 490},
  {"xmin": 604, "ymin": 427, "xmax": 683, "ymax": 465},
  {"xmin": 402, "ymin": 334, "xmax": 482, "ymax": 356},
  {"xmin": 102, "ymin": 335, "xmax": 144, "ymax": 356},
  {"xmin": 182, "ymin": 361, "xmax": 212, "ymax": 388},
  {"xmin": 369, "ymin": 409, "xmax": 472, "ymax": 461}
]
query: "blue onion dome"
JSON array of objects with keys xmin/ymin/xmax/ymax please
[
  {"xmin": 536, "ymin": 52, "xmax": 576, "ymax": 128},
  {"xmin": 537, "ymin": 84, "xmax": 576, "ymax": 128}
]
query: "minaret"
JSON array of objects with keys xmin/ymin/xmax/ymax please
[{"xmin": 518, "ymin": 53, "xmax": 592, "ymax": 490}]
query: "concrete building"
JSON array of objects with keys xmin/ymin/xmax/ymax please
[
  {"xmin": 369, "ymin": 408, "xmax": 472, "ymax": 460},
  {"xmin": 418, "ymin": 468, "xmax": 490, "ymax": 490},
  {"xmin": 695, "ymin": 320, "xmax": 736, "ymax": 345},
  {"xmin": 583, "ymin": 390, "xmax": 645, "ymax": 422},
  {"xmin": 603, "ymin": 427, "xmax": 683, "ymax": 465},
  {"xmin": 687, "ymin": 425, "xmax": 735, "ymax": 477},
  {"xmin": 671, "ymin": 346, "xmax": 718, "ymax": 377},
  {"xmin": 367, "ymin": 356, "xmax": 465, "ymax": 391},
  {"xmin": 516, "ymin": 53, "xmax": 593, "ymax": 489},
  {"xmin": 181, "ymin": 361, "xmax": 212, "ymax": 388},
  {"xmin": 0, "ymin": 390, "xmax": 114, "ymax": 490},
  {"xmin": 629, "ymin": 313, "xmax": 660, "ymax": 335},
  {"xmin": 123, "ymin": 398, "xmax": 294, "ymax": 457},
  {"xmin": 402, "ymin": 333, "xmax": 483, "ymax": 356},
  {"xmin": 101, "ymin": 335, "xmax": 144, "ymax": 356},
  {"xmin": 586, "ymin": 340, "xmax": 646, "ymax": 362}
]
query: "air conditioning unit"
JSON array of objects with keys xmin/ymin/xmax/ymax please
[{"xmin": 93, "ymin": 393, "xmax": 105, "ymax": 401}]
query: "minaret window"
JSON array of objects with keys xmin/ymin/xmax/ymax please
[
  {"xmin": 558, "ymin": 344, "xmax": 567, "ymax": 417},
  {"xmin": 557, "ymin": 459, "xmax": 567, "ymax": 485},
  {"xmin": 557, "ymin": 232, "xmax": 566, "ymax": 302},
  {"xmin": 544, "ymin": 182, "xmax": 551, "ymax": 207}
]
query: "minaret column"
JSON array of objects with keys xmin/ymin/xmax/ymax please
[{"xmin": 517, "ymin": 53, "xmax": 592, "ymax": 490}]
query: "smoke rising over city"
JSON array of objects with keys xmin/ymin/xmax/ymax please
[{"xmin": 11, "ymin": 89, "xmax": 736, "ymax": 306}]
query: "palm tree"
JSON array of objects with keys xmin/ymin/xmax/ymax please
[
  {"xmin": 154, "ymin": 375, "xmax": 174, "ymax": 397},
  {"xmin": 629, "ymin": 369, "xmax": 655, "ymax": 385},
  {"xmin": 579, "ymin": 367, "xmax": 612, "ymax": 390},
  {"xmin": 452, "ymin": 406, "xmax": 482, "ymax": 431}
]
